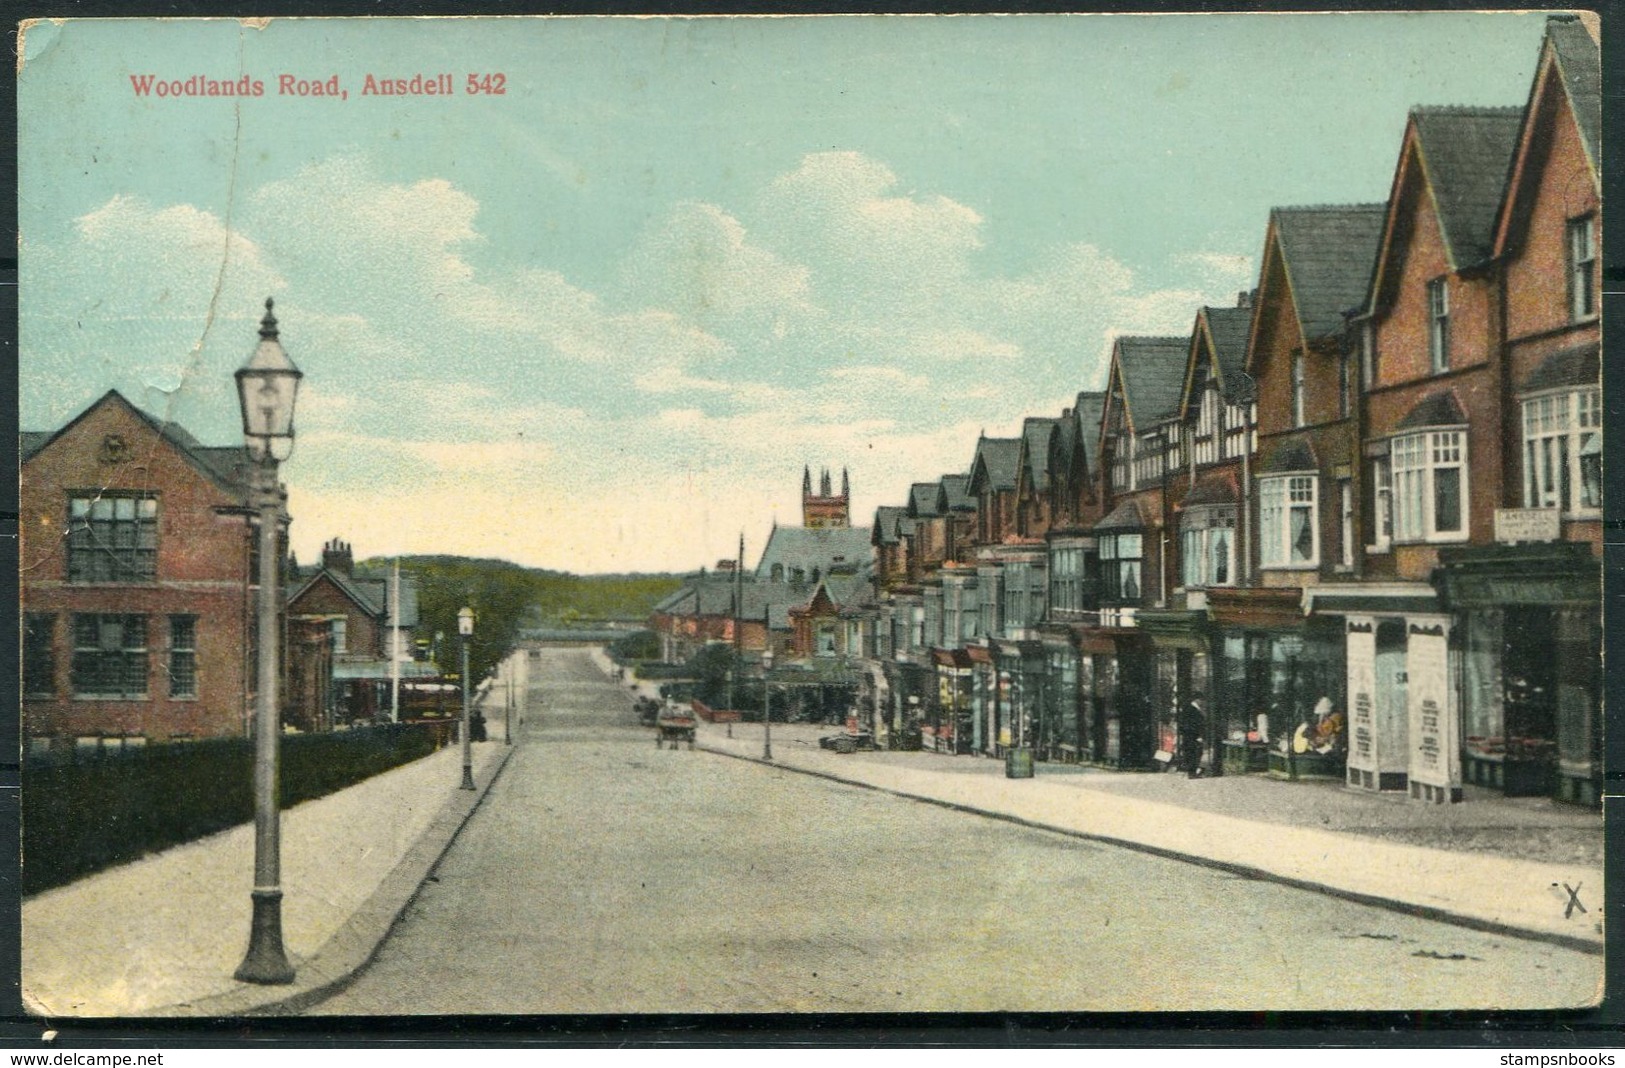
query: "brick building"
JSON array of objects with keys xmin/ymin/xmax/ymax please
[{"xmin": 21, "ymin": 390, "xmax": 264, "ymax": 750}]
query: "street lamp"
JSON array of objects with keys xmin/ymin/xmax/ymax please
[
  {"xmin": 761, "ymin": 641, "xmax": 774, "ymax": 762},
  {"xmin": 233, "ymin": 298, "xmax": 301, "ymax": 986},
  {"xmin": 459, "ymin": 607, "xmax": 476, "ymax": 790}
]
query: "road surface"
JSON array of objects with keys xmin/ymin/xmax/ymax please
[{"xmin": 310, "ymin": 647, "xmax": 1600, "ymax": 1014}]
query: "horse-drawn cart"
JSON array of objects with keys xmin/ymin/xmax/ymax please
[{"xmin": 655, "ymin": 703, "xmax": 697, "ymax": 749}]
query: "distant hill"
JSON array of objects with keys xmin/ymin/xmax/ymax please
[{"xmin": 356, "ymin": 555, "xmax": 684, "ymax": 683}]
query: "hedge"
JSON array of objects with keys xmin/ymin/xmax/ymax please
[{"xmin": 22, "ymin": 722, "xmax": 445, "ymax": 896}]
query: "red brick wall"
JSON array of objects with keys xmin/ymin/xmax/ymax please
[
  {"xmin": 289, "ymin": 573, "xmax": 383, "ymax": 659},
  {"xmin": 21, "ymin": 397, "xmax": 253, "ymax": 742}
]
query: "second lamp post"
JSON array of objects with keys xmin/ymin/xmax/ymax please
[{"xmin": 459, "ymin": 606, "xmax": 476, "ymax": 790}]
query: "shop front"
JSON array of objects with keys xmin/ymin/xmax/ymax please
[
  {"xmin": 930, "ymin": 648, "xmax": 973, "ymax": 754},
  {"xmin": 1207, "ymin": 588, "xmax": 1343, "ymax": 779},
  {"xmin": 1301, "ymin": 586, "xmax": 1442, "ymax": 794},
  {"xmin": 1037, "ymin": 630, "xmax": 1084, "ymax": 763},
  {"xmin": 1434, "ymin": 543, "xmax": 1601, "ymax": 806},
  {"xmin": 1136, "ymin": 610, "xmax": 1218, "ymax": 776},
  {"xmin": 1076, "ymin": 627, "xmax": 1155, "ymax": 769}
]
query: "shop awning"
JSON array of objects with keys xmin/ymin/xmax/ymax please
[
  {"xmin": 1301, "ymin": 582, "xmax": 1439, "ymax": 617},
  {"xmin": 1206, "ymin": 587, "xmax": 1304, "ymax": 629},
  {"xmin": 334, "ymin": 660, "xmax": 441, "ymax": 682}
]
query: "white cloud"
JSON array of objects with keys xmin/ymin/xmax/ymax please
[{"xmin": 28, "ymin": 149, "xmax": 1259, "ymax": 572}]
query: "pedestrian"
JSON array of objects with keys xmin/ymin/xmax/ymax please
[{"xmin": 1181, "ymin": 696, "xmax": 1205, "ymax": 778}]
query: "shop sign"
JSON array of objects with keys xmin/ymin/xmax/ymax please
[
  {"xmin": 1494, "ymin": 507, "xmax": 1560, "ymax": 544},
  {"xmin": 1346, "ymin": 621, "xmax": 1377, "ymax": 778},
  {"xmin": 1407, "ymin": 623, "xmax": 1460, "ymax": 791}
]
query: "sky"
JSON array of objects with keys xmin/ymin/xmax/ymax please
[{"xmin": 19, "ymin": 13, "xmax": 1553, "ymax": 573}]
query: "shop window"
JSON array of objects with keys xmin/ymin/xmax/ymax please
[
  {"xmin": 1568, "ymin": 215, "xmax": 1597, "ymax": 321},
  {"xmin": 1428, "ymin": 278, "xmax": 1450, "ymax": 373},
  {"xmin": 71, "ymin": 614, "xmax": 149, "ymax": 698},
  {"xmin": 1523, "ymin": 390, "xmax": 1601, "ymax": 515},
  {"xmin": 1179, "ymin": 506, "xmax": 1235, "ymax": 589},
  {"xmin": 168, "ymin": 615, "xmax": 197, "ymax": 698},
  {"xmin": 1391, "ymin": 429, "xmax": 1466, "ymax": 542},
  {"xmin": 1259, "ymin": 475, "xmax": 1317, "ymax": 568},
  {"xmin": 1098, "ymin": 533, "xmax": 1143, "ymax": 603},
  {"xmin": 68, "ymin": 494, "xmax": 158, "ymax": 583},
  {"xmin": 24, "ymin": 613, "xmax": 55, "ymax": 697}
]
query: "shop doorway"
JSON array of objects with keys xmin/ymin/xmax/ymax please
[{"xmin": 1502, "ymin": 606, "xmax": 1557, "ymax": 797}]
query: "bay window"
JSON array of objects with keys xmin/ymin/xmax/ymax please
[
  {"xmin": 1098, "ymin": 533, "xmax": 1143, "ymax": 603},
  {"xmin": 1523, "ymin": 389, "xmax": 1601, "ymax": 514},
  {"xmin": 1260, "ymin": 475, "xmax": 1318, "ymax": 567},
  {"xmin": 1180, "ymin": 506, "xmax": 1236, "ymax": 589},
  {"xmin": 1391, "ymin": 429, "xmax": 1467, "ymax": 542}
]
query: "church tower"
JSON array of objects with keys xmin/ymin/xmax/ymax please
[{"xmin": 801, "ymin": 465, "xmax": 851, "ymax": 528}]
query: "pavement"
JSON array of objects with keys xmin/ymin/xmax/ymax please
[
  {"xmin": 601, "ymin": 646, "xmax": 1604, "ymax": 951},
  {"xmin": 21, "ymin": 713, "xmax": 517, "ymax": 1019},
  {"xmin": 21, "ymin": 647, "xmax": 1605, "ymax": 1019}
]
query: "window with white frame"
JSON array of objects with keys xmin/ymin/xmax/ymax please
[
  {"xmin": 1110, "ymin": 434, "xmax": 1131, "ymax": 492},
  {"xmin": 1049, "ymin": 545, "xmax": 1086, "ymax": 614},
  {"xmin": 1338, "ymin": 347, "xmax": 1351, "ymax": 419},
  {"xmin": 1339, "ymin": 479, "xmax": 1354, "ymax": 568},
  {"xmin": 1391, "ymin": 429, "xmax": 1466, "ymax": 542},
  {"xmin": 1179, "ymin": 506, "xmax": 1236, "ymax": 588},
  {"xmin": 1134, "ymin": 430, "xmax": 1161, "ymax": 488},
  {"xmin": 1568, "ymin": 216, "xmax": 1597, "ymax": 321},
  {"xmin": 1428, "ymin": 278, "xmax": 1451, "ymax": 373},
  {"xmin": 1098, "ymin": 532, "xmax": 1143, "ymax": 602},
  {"xmin": 1196, "ymin": 378, "xmax": 1220, "ymax": 465},
  {"xmin": 1222, "ymin": 399, "xmax": 1251, "ymax": 459},
  {"xmin": 1291, "ymin": 351, "xmax": 1306, "ymax": 427},
  {"xmin": 1368, "ymin": 456, "xmax": 1392, "ymax": 552},
  {"xmin": 1523, "ymin": 389, "xmax": 1602, "ymax": 514},
  {"xmin": 1259, "ymin": 475, "xmax": 1318, "ymax": 567}
]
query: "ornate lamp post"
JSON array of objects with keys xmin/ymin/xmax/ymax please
[
  {"xmin": 459, "ymin": 607, "xmax": 476, "ymax": 790},
  {"xmin": 234, "ymin": 298, "xmax": 301, "ymax": 985}
]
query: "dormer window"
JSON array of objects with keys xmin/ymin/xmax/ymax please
[
  {"xmin": 1428, "ymin": 278, "xmax": 1451, "ymax": 373},
  {"xmin": 1568, "ymin": 215, "xmax": 1597, "ymax": 321}
]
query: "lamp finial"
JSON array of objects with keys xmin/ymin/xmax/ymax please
[{"xmin": 259, "ymin": 298, "xmax": 279, "ymax": 340}]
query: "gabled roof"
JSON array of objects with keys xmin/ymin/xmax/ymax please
[
  {"xmin": 1109, "ymin": 336, "xmax": 1187, "ymax": 431},
  {"xmin": 872, "ymin": 506, "xmax": 906, "ymax": 547},
  {"xmin": 756, "ymin": 524, "xmax": 872, "ymax": 581},
  {"xmin": 1546, "ymin": 15, "xmax": 1599, "ymax": 172},
  {"xmin": 1181, "ymin": 304, "xmax": 1253, "ymax": 418},
  {"xmin": 20, "ymin": 432, "xmax": 52, "ymax": 462},
  {"xmin": 936, "ymin": 473, "xmax": 976, "ymax": 513},
  {"xmin": 1020, "ymin": 417, "xmax": 1061, "ymax": 492},
  {"xmin": 968, "ymin": 436, "xmax": 1022, "ymax": 495},
  {"xmin": 1072, "ymin": 392, "xmax": 1106, "ymax": 476},
  {"xmin": 1266, "ymin": 205, "xmax": 1386, "ymax": 345},
  {"xmin": 907, "ymin": 482, "xmax": 943, "ymax": 519},
  {"xmin": 1494, "ymin": 15, "xmax": 1601, "ymax": 257},
  {"xmin": 1410, "ymin": 107, "xmax": 1524, "ymax": 268},
  {"xmin": 22, "ymin": 389, "xmax": 251, "ymax": 496},
  {"xmin": 288, "ymin": 568, "xmax": 421, "ymax": 628}
]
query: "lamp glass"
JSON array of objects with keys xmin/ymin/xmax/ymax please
[
  {"xmin": 458, "ymin": 608, "xmax": 475, "ymax": 636},
  {"xmin": 236, "ymin": 366, "xmax": 302, "ymax": 462}
]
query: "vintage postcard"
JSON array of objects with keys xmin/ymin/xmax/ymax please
[{"xmin": 15, "ymin": 12, "xmax": 1606, "ymax": 1023}]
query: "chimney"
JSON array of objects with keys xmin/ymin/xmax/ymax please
[
  {"xmin": 322, "ymin": 538, "xmax": 354, "ymax": 576},
  {"xmin": 1238, "ymin": 289, "xmax": 1256, "ymax": 309}
]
